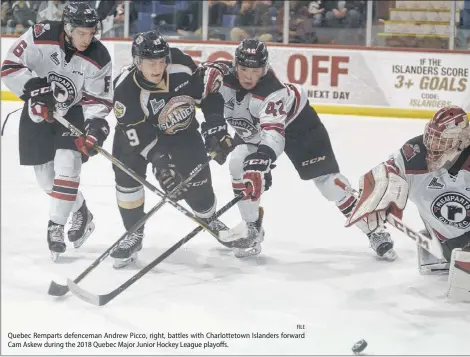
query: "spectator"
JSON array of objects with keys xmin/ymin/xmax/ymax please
[
  {"xmin": 1, "ymin": 1, "xmax": 13, "ymax": 26},
  {"xmin": 324, "ymin": 0, "xmax": 364, "ymax": 28},
  {"xmin": 231, "ymin": 1, "xmax": 273, "ymax": 41},
  {"xmin": 277, "ymin": 0, "xmax": 317, "ymax": 43},
  {"xmin": 7, "ymin": 1, "xmax": 37, "ymax": 34},
  {"xmin": 323, "ymin": 0, "xmax": 365, "ymax": 44},
  {"xmin": 113, "ymin": 0, "xmax": 138, "ymax": 36},
  {"xmin": 36, "ymin": 0, "xmax": 68, "ymax": 23},
  {"xmin": 308, "ymin": 0, "xmax": 325, "ymax": 27}
]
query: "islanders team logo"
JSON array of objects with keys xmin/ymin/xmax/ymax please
[{"xmin": 431, "ymin": 192, "xmax": 470, "ymax": 229}]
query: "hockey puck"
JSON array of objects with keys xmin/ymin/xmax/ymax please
[{"xmin": 352, "ymin": 339, "xmax": 367, "ymax": 355}]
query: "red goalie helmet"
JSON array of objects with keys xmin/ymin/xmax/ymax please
[{"xmin": 424, "ymin": 105, "xmax": 469, "ymax": 171}]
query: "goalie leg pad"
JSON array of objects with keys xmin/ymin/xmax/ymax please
[{"xmin": 446, "ymin": 248, "xmax": 470, "ymax": 302}]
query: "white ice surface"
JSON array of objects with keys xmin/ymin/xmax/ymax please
[{"xmin": 1, "ymin": 100, "xmax": 469, "ymax": 355}]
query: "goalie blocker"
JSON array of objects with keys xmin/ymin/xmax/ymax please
[{"xmin": 346, "ymin": 105, "xmax": 470, "ymax": 302}]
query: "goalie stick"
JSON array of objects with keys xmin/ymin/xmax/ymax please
[
  {"xmin": 52, "ymin": 113, "xmax": 240, "ymax": 246},
  {"xmin": 67, "ymin": 192, "xmax": 249, "ymax": 306},
  {"xmin": 343, "ymin": 183, "xmax": 440, "ymax": 258}
]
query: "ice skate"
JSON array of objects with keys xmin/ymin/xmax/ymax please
[
  {"xmin": 48, "ymin": 221, "xmax": 66, "ymax": 262},
  {"xmin": 368, "ymin": 228, "xmax": 397, "ymax": 261},
  {"xmin": 111, "ymin": 228, "xmax": 143, "ymax": 269},
  {"xmin": 234, "ymin": 207, "xmax": 265, "ymax": 258},
  {"xmin": 68, "ymin": 200, "xmax": 95, "ymax": 248}
]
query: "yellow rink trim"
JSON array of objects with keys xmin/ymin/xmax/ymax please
[{"xmin": 0, "ymin": 90, "xmax": 458, "ymax": 120}]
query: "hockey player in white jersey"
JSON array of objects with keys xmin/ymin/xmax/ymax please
[
  {"xmin": 346, "ymin": 105, "xmax": 470, "ymax": 301},
  {"xmin": 200, "ymin": 39, "xmax": 396, "ymax": 260},
  {"xmin": 0, "ymin": 2, "xmax": 112, "ymax": 261}
]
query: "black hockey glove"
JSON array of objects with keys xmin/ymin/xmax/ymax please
[
  {"xmin": 75, "ymin": 118, "xmax": 110, "ymax": 157},
  {"xmin": 201, "ymin": 122, "xmax": 235, "ymax": 165},
  {"xmin": 151, "ymin": 152, "xmax": 188, "ymax": 201},
  {"xmin": 242, "ymin": 151, "xmax": 276, "ymax": 201},
  {"xmin": 22, "ymin": 77, "xmax": 55, "ymax": 123}
]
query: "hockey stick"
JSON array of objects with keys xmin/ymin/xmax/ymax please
[
  {"xmin": 1, "ymin": 107, "xmax": 22, "ymax": 136},
  {"xmin": 47, "ymin": 153, "xmax": 213, "ymax": 297},
  {"xmin": 52, "ymin": 113, "xmax": 236, "ymax": 245},
  {"xmin": 67, "ymin": 192, "xmax": 247, "ymax": 306}
]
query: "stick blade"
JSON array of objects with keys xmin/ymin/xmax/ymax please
[
  {"xmin": 67, "ymin": 278, "xmax": 101, "ymax": 306},
  {"xmin": 48, "ymin": 280, "xmax": 69, "ymax": 296}
]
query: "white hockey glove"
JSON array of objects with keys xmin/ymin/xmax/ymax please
[{"xmin": 345, "ymin": 159, "xmax": 409, "ymax": 232}]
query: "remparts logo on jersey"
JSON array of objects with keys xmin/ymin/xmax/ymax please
[
  {"xmin": 401, "ymin": 143, "xmax": 420, "ymax": 161},
  {"xmin": 227, "ymin": 117, "xmax": 258, "ymax": 139},
  {"xmin": 431, "ymin": 192, "xmax": 470, "ymax": 229},
  {"xmin": 48, "ymin": 73, "xmax": 77, "ymax": 110}
]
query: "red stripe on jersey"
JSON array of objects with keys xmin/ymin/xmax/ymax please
[
  {"xmin": 2, "ymin": 59, "xmax": 24, "ymax": 66},
  {"xmin": 75, "ymin": 52, "xmax": 102, "ymax": 70},
  {"xmin": 338, "ymin": 196, "xmax": 356, "ymax": 211},
  {"xmin": 50, "ymin": 192, "xmax": 76, "ymax": 201},
  {"xmin": 432, "ymin": 229, "xmax": 448, "ymax": 241},
  {"xmin": 53, "ymin": 179, "xmax": 80, "ymax": 188},
  {"xmin": 455, "ymin": 260, "xmax": 470, "ymax": 273},
  {"xmin": 1, "ymin": 67, "xmax": 24, "ymax": 76},
  {"xmin": 81, "ymin": 92, "xmax": 113, "ymax": 110},
  {"xmin": 261, "ymin": 123, "xmax": 285, "ymax": 136},
  {"xmin": 252, "ymin": 94, "xmax": 265, "ymax": 100},
  {"xmin": 405, "ymin": 169, "xmax": 429, "ymax": 174},
  {"xmin": 34, "ymin": 40, "xmax": 59, "ymax": 45},
  {"xmin": 232, "ymin": 182, "xmax": 245, "ymax": 189},
  {"xmin": 285, "ymin": 84, "xmax": 301, "ymax": 124}
]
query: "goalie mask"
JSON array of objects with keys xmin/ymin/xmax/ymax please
[{"xmin": 424, "ymin": 106, "xmax": 470, "ymax": 171}]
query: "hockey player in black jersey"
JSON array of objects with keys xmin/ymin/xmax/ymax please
[
  {"xmin": 111, "ymin": 31, "xmax": 232, "ymax": 268},
  {"xmin": 1, "ymin": 2, "xmax": 111, "ymax": 261},
  {"xmin": 201, "ymin": 39, "xmax": 397, "ymax": 259}
]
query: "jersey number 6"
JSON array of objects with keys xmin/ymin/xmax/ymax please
[
  {"xmin": 265, "ymin": 100, "xmax": 286, "ymax": 117},
  {"xmin": 126, "ymin": 128, "xmax": 140, "ymax": 146}
]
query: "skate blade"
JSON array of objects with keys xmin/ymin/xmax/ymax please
[
  {"xmin": 50, "ymin": 251, "xmax": 61, "ymax": 262},
  {"xmin": 234, "ymin": 244, "xmax": 262, "ymax": 258},
  {"xmin": 380, "ymin": 248, "xmax": 398, "ymax": 261},
  {"xmin": 113, "ymin": 253, "xmax": 138, "ymax": 269},
  {"xmin": 72, "ymin": 221, "xmax": 95, "ymax": 248}
]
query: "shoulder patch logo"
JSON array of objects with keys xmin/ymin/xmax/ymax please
[
  {"xmin": 150, "ymin": 99, "xmax": 165, "ymax": 115},
  {"xmin": 114, "ymin": 101, "xmax": 126, "ymax": 119},
  {"xmin": 50, "ymin": 52, "xmax": 60, "ymax": 66},
  {"xmin": 401, "ymin": 143, "xmax": 420, "ymax": 161},
  {"xmin": 33, "ymin": 23, "xmax": 50, "ymax": 38},
  {"xmin": 225, "ymin": 97, "xmax": 235, "ymax": 110},
  {"xmin": 427, "ymin": 177, "xmax": 445, "ymax": 190}
]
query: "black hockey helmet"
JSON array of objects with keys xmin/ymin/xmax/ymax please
[
  {"xmin": 132, "ymin": 31, "xmax": 171, "ymax": 64},
  {"xmin": 62, "ymin": 2, "xmax": 100, "ymax": 29},
  {"xmin": 234, "ymin": 39, "xmax": 269, "ymax": 73}
]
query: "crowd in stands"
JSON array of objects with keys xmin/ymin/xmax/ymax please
[{"xmin": 1, "ymin": 1, "xmax": 469, "ymax": 48}]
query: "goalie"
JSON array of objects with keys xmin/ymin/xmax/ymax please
[{"xmin": 346, "ymin": 105, "xmax": 470, "ymax": 302}]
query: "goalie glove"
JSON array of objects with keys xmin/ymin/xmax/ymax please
[
  {"xmin": 197, "ymin": 62, "xmax": 229, "ymax": 99},
  {"xmin": 345, "ymin": 159, "xmax": 409, "ymax": 232}
]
